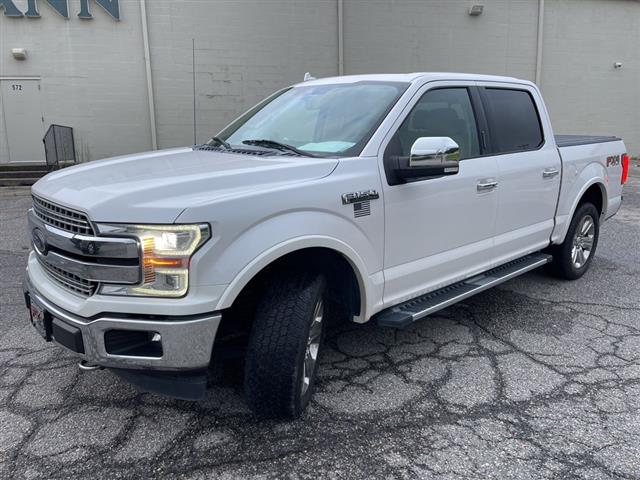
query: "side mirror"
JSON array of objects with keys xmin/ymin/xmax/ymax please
[{"xmin": 396, "ymin": 137, "xmax": 460, "ymax": 180}]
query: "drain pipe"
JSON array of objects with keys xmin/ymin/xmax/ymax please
[
  {"xmin": 337, "ymin": 0, "xmax": 344, "ymax": 75},
  {"xmin": 140, "ymin": 0, "xmax": 158, "ymax": 150},
  {"xmin": 535, "ymin": 0, "xmax": 545, "ymax": 86}
]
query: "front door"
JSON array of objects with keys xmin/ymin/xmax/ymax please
[
  {"xmin": 0, "ymin": 79, "xmax": 45, "ymax": 163},
  {"xmin": 379, "ymin": 83, "xmax": 499, "ymax": 308}
]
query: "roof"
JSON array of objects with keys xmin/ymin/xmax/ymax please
[{"xmin": 295, "ymin": 72, "xmax": 534, "ymax": 87}]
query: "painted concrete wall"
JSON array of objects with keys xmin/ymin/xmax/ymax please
[
  {"xmin": 344, "ymin": 0, "xmax": 639, "ymax": 154},
  {"xmin": 0, "ymin": 0, "xmax": 338, "ymax": 162},
  {"xmin": 344, "ymin": 0, "xmax": 539, "ymax": 79},
  {"xmin": 0, "ymin": 0, "xmax": 638, "ymax": 164},
  {"xmin": 0, "ymin": 0, "xmax": 152, "ymax": 163},
  {"xmin": 145, "ymin": 0, "xmax": 338, "ymax": 148},
  {"xmin": 541, "ymin": 0, "xmax": 640, "ymax": 152}
]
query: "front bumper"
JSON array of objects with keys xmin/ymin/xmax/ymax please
[{"xmin": 23, "ymin": 272, "xmax": 221, "ymax": 372}]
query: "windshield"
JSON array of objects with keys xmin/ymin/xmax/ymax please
[{"xmin": 217, "ymin": 81, "xmax": 409, "ymax": 157}]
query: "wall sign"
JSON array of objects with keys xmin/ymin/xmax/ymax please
[{"xmin": 0, "ymin": 0, "xmax": 120, "ymax": 20}]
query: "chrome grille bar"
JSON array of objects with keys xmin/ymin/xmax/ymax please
[
  {"xmin": 28, "ymin": 201, "xmax": 142, "ymax": 298},
  {"xmin": 33, "ymin": 248, "xmax": 140, "ymax": 285},
  {"xmin": 32, "ymin": 195, "xmax": 94, "ymax": 235},
  {"xmin": 36, "ymin": 256, "xmax": 98, "ymax": 296}
]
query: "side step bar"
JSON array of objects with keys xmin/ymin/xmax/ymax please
[{"xmin": 374, "ymin": 253, "xmax": 552, "ymax": 329}]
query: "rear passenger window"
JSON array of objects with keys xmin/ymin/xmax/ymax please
[{"xmin": 482, "ymin": 88, "xmax": 543, "ymax": 153}]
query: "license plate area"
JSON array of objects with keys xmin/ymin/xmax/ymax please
[{"xmin": 29, "ymin": 296, "xmax": 52, "ymax": 341}]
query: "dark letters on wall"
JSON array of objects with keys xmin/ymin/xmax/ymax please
[{"xmin": 0, "ymin": 0, "xmax": 120, "ymax": 20}]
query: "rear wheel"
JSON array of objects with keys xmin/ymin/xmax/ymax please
[
  {"xmin": 549, "ymin": 202, "xmax": 600, "ymax": 280},
  {"xmin": 244, "ymin": 272, "xmax": 327, "ymax": 419}
]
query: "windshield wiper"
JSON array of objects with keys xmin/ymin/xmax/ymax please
[
  {"xmin": 208, "ymin": 136, "xmax": 231, "ymax": 150},
  {"xmin": 242, "ymin": 139, "xmax": 318, "ymax": 157}
]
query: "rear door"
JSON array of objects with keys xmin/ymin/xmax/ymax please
[{"xmin": 477, "ymin": 83, "xmax": 561, "ymax": 266}]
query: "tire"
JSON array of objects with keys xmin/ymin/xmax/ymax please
[
  {"xmin": 549, "ymin": 202, "xmax": 600, "ymax": 280},
  {"xmin": 244, "ymin": 272, "xmax": 327, "ymax": 419}
]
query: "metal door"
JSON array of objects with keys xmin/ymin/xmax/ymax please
[
  {"xmin": 475, "ymin": 81, "xmax": 561, "ymax": 267},
  {"xmin": 379, "ymin": 82, "xmax": 499, "ymax": 308},
  {"xmin": 0, "ymin": 79, "xmax": 45, "ymax": 163}
]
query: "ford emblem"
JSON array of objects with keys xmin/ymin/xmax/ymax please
[{"xmin": 32, "ymin": 228, "xmax": 47, "ymax": 254}]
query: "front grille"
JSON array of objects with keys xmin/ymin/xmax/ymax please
[
  {"xmin": 36, "ymin": 256, "xmax": 98, "ymax": 297},
  {"xmin": 32, "ymin": 195, "xmax": 94, "ymax": 235}
]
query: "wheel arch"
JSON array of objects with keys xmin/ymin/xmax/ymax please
[
  {"xmin": 577, "ymin": 182, "xmax": 606, "ymax": 217},
  {"xmin": 553, "ymin": 178, "xmax": 607, "ymax": 245},
  {"xmin": 214, "ymin": 236, "xmax": 373, "ymax": 323}
]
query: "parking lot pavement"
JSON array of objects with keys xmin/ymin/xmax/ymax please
[{"xmin": 1, "ymin": 177, "xmax": 639, "ymax": 480}]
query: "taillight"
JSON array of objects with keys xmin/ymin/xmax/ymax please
[{"xmin": 621, "ymin": 153, "xmax": 630, "ymax": 185}]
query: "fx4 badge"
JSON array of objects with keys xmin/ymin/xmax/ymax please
[
  {"xmin": 606, "ymin": 155, "xmax": 621, "ymax": 167},
  {"xmin": 341, "ymin": 190, "xmax": 379, "ymax": 205}
]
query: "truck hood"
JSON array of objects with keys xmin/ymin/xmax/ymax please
[{"xmin": 32, "ymin": 147, "xmax": 339, "ymax": 223}]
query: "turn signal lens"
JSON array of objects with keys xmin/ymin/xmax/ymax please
[{"xmin": 621, "ymin": 153, "xmax": 630, "ymax": 185}]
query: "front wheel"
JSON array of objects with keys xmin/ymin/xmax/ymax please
[
  {"xmin": 244, "ymin": 272, "xmax": 327, "ymax": 419},
  {"xmin": 549, "ymin": 202, "xmax": 600, "ymax": 280}
]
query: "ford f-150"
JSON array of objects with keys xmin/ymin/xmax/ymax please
[{"xmin": 23, "ymin": 73, "xmax": 629, "ymax": 418}]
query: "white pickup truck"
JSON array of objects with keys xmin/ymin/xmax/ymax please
[{"xmin": 23, "ymin": 73, "xmax": 629, "ymax": 418}]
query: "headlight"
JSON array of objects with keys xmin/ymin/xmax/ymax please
[{"xmin": 96, "ymin": 223, "xmax": 210, "ymax": 298}]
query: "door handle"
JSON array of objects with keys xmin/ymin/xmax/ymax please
[
  {"xmin": 542, "ymin": 168, "xmax": 559, "ymax": 178},
  {"xmin": 477, "ymin": 180, "xmax": 498, "ymax": 192}
]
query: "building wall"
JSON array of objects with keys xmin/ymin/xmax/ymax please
[
  {"xmin": 0, "ymin": 0, "xmax": 638, "ymax": 164},
  {"xmin": 146, "ymin": 0, "xmax": 338, "ymax": 148},
  {"xmin": 344, "ymin": 0, "xmax": 640, "ymax": 154},
  {"xmin": 0, "ymin": 0, "xmax": 152, "ymax": 163},
  {"xmin": 0, "ymin": 0, "xmax": 338, "ymax": 162},
  {"xmin": 344, "ymin": 0, "xmax": 539, "ymax": 80},
  {"xmin": 541, "ymin": 0, "xmax": 640, "ymax": 150}
]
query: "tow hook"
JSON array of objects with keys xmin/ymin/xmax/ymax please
[{"xmin": 78, "ymin": 360, "xmax": 104, "ymax": 371}]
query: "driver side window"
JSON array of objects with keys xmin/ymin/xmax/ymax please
[{"xmin": 388, "ymin": 88, "xmax": 480, "ymax": 160}]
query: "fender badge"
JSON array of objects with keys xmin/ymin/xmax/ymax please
[
  {"xmin": 341, "ymin": 190, "xmax": 379, "ymax": 205},
  {"xmin": 606, "ymin": 155, "xmax": 620, "ymax": 167}
]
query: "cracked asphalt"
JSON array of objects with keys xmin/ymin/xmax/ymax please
[{"xmin": 1, "ymin": 173, "xmax": 639, "ymax": 480}]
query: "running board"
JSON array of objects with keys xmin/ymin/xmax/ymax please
[{"xmin": 374, "ymin": 253, "xmax": 552, "ymax": 329}]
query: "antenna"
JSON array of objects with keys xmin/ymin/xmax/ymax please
[
  {"xmin": 192, "ymin": 38, "xmax": 197, "ymax": 144},
  {"xmin": 303, "ymin": 72, "xmax": 316, "ymax": 82}
]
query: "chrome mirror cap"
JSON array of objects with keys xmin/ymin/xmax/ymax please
[{"xmin": 409, "ymin": 136, "xmax": 460, "ymax": 172}]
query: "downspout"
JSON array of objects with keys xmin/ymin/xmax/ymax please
[
  {"xmin": 140, "ymin": 0, "xmax": 158, "ymax": 149},
  {"xmin": 535, "ymin": 0, "xmax": 545, "ymax": 86},
  {"xmin": 337, "ymin": 0, "xmax": 344, "ymax": 75}
]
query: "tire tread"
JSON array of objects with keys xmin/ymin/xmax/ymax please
[{"xmin": 244, "ymin": 272, "xmax": 325, "ymax": 419}]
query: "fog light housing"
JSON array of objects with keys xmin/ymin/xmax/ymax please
[{"xmin": 104, "ymin": 329, "xmax": 163, "ymax": 357}]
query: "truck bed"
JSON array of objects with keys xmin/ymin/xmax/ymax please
[{"xmin": 555, "ymin": 134, "xmax": 621, "ymax": 148}]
